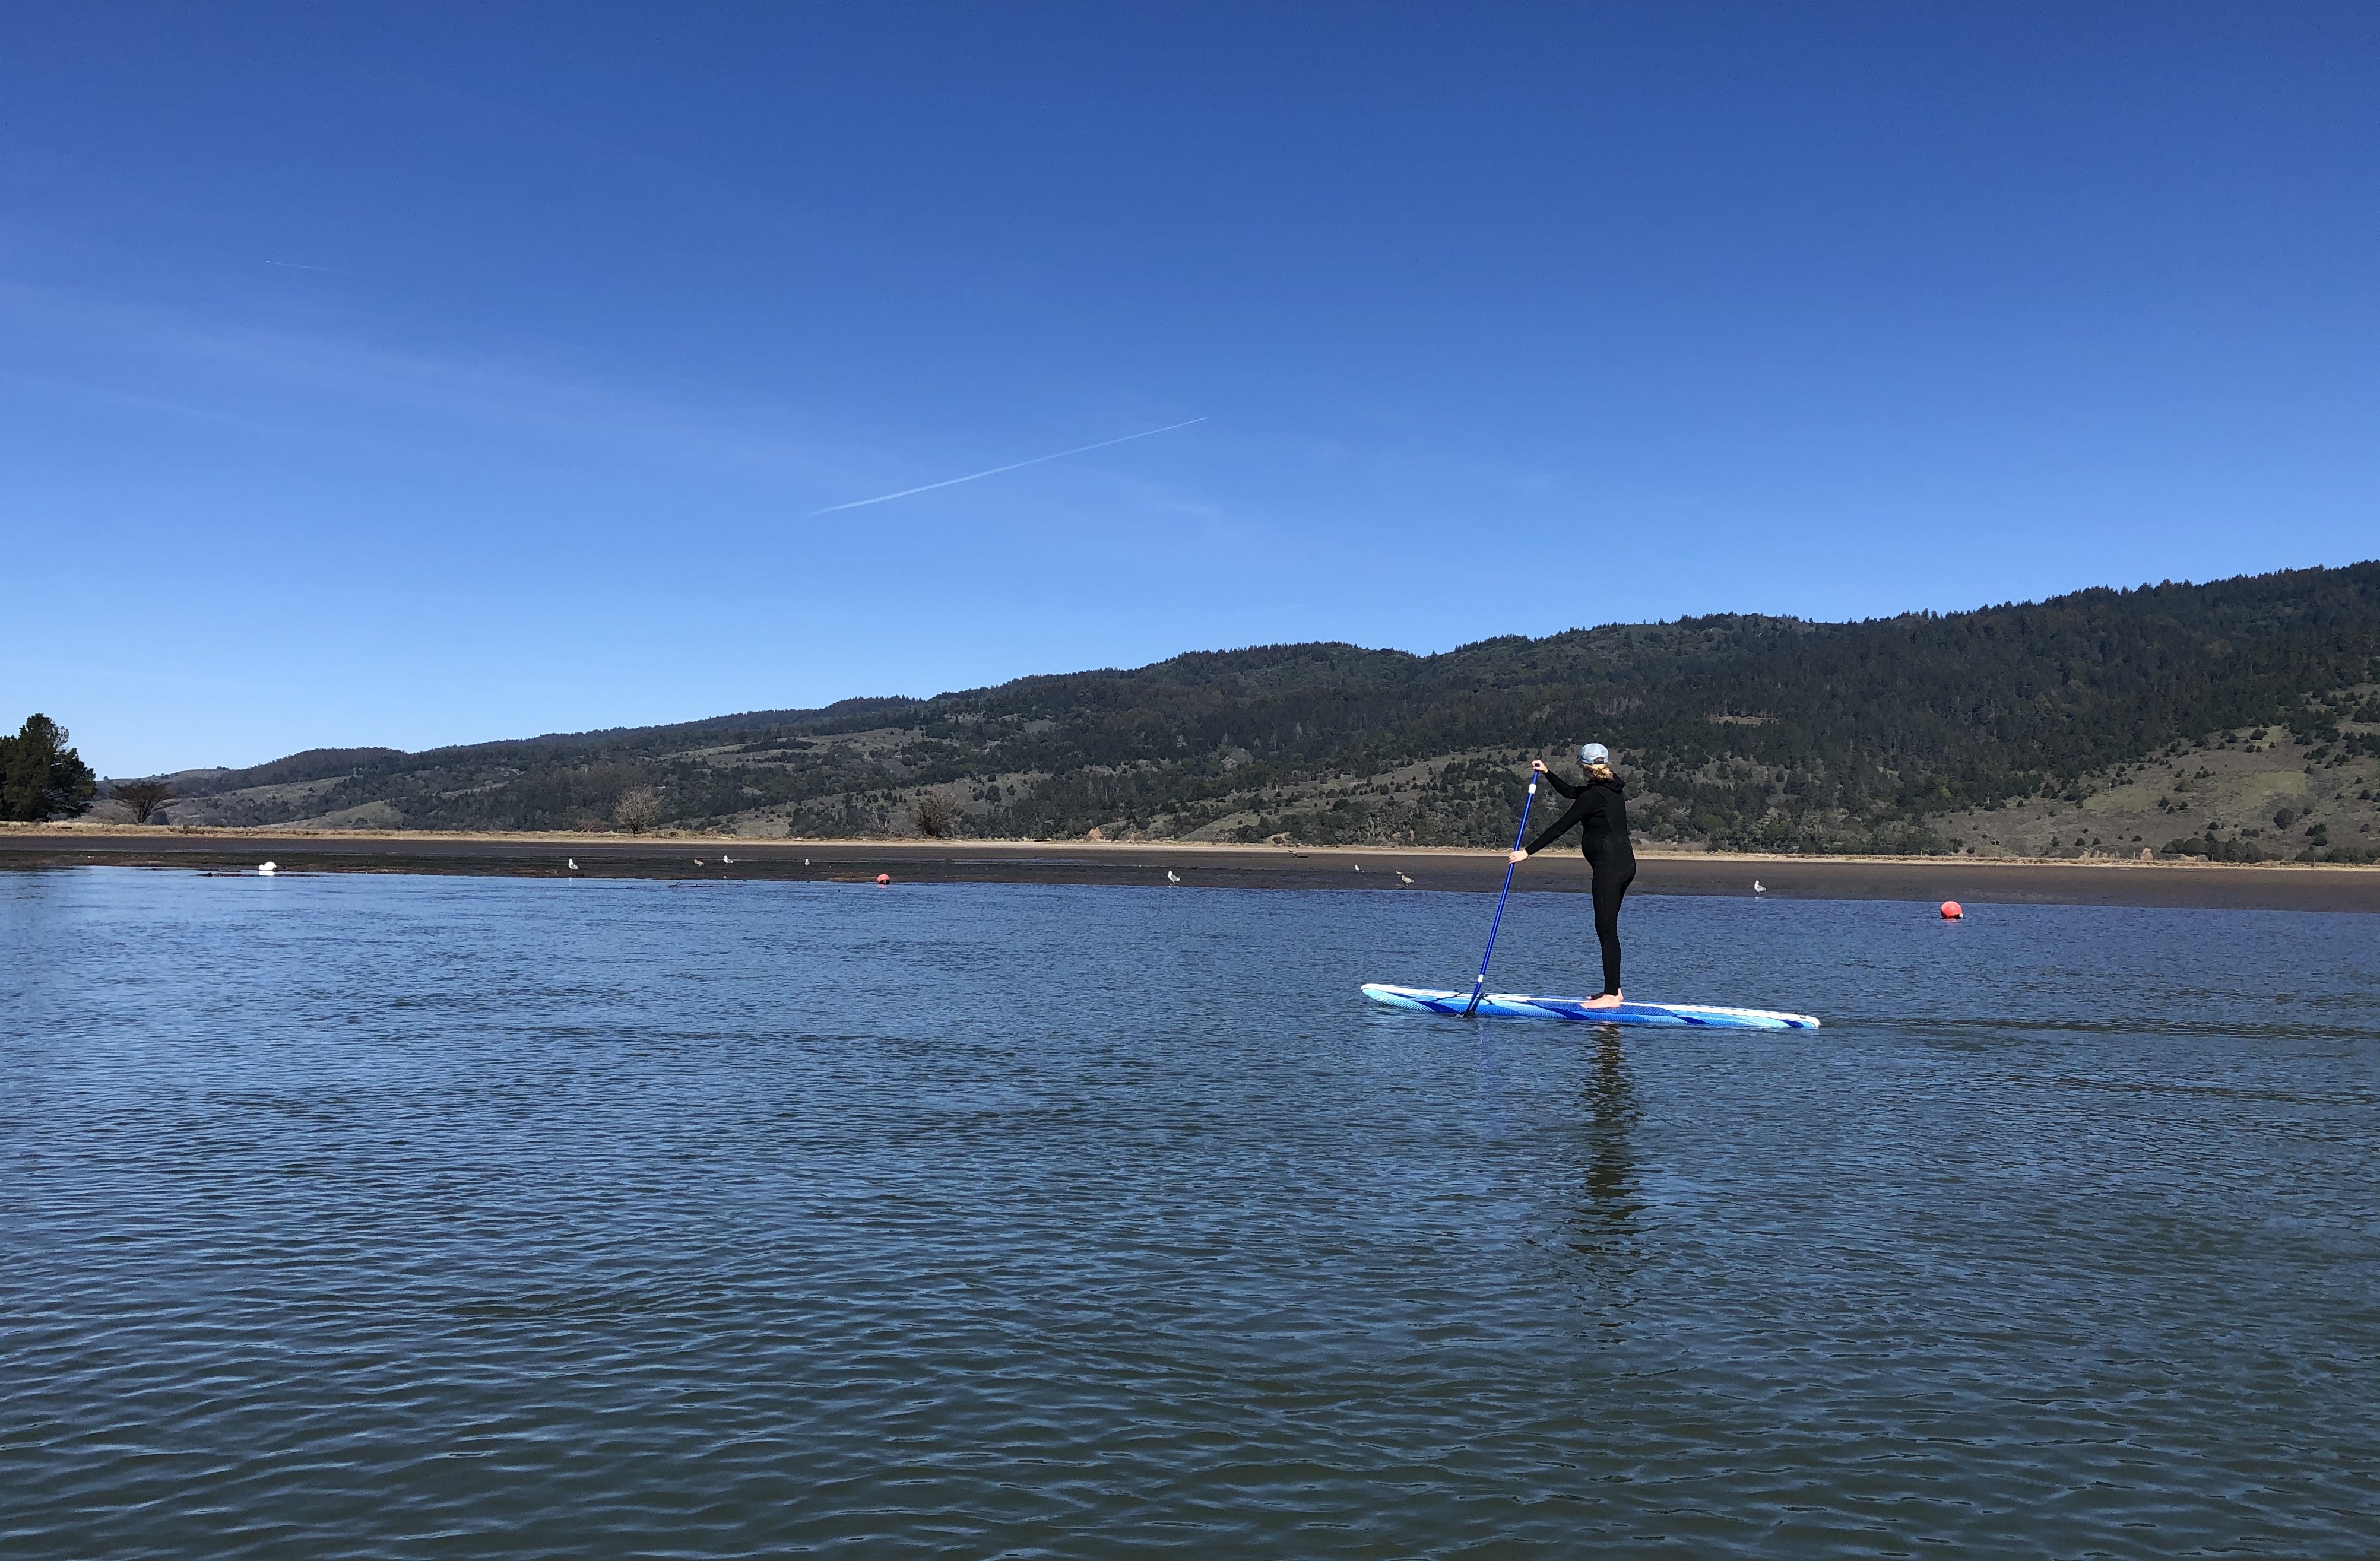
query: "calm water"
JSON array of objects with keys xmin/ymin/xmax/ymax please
[{"xmin": 4, "ymin": 868, "xmax": 2378, "ymax": 1558}]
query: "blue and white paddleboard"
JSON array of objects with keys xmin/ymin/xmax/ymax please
[{"xmin": 1362, "ymin": 983, "xmax": 1820, "ymax": 1030}]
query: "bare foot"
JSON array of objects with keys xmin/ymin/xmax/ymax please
[{"xmin": 1580, "ymin": 991, "xmax": 1624, "ymax": 1008}]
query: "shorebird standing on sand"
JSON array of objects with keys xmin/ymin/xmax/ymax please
[
  {"xmin": 568, "ymin": 858, "xmax": 579, "ymax": 871},
  {"xmin": 722, "ymin": 855, "xmax": 734, "ymax": 865},
  {"xmin": 1754, "ymin": 880, "xmax": 1766, "ymax": 894},
  {"xmin": 1397, "ymin": 872, "xmax": 1414, "ymax": 884},
  {"xmin": 1167, "ymin": 870, "xmax": 1181, "ymax": 884}
]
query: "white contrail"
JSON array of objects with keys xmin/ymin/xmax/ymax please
[{"xmin": 810, "ymin": 417, "xmax": 1206, "ymax": 515}]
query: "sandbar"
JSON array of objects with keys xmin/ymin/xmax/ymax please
[{"xmin": 5, "ymin": 824, "xmax": 2376, "ymax": 912}]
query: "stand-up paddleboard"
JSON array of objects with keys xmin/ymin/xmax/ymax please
[{"xmin": 1362, "ymin": 983, "xmax": 1819, "ymax": 1030}]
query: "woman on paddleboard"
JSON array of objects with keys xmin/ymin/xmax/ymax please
[{"xmin": 1509, "ymin": 743, "xmax": 1636, "ymax": 1008}]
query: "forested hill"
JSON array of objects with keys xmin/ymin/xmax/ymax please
[{"xmin": 149, "ymin": 561, "xmax": 2380, "ymax": 855}]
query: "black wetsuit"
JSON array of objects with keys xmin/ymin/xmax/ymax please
[{"xmin": 1523, "ymin": 770, "xmax": 1637, "ymax": 997}]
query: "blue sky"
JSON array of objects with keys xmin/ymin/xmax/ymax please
[{"xmin": 7, "ymin": 3, "xmax": 2378, "ymax": 776}]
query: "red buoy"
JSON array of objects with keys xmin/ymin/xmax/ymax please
[
  {"xmin": 1940, "ymin": 900, "xmax": 1963, "ymax": 919},
  {"xmin": 876, "ymin": 873, "xmax": 892, "ymax": 886}
]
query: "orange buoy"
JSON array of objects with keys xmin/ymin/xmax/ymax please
[
  {"xmin": 1940, "ymin": 900, "xmax": 1963, "ymax": 919},
  {"xmin": 876, "ymin": 873, "xmax": 892, "ymax": 886}
]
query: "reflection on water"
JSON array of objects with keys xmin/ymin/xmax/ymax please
[
  {"xmin": 1574, "ymin": 1026, "xmax": 1643, "ymax": 1251},
  {"xmin": 5, "ymin": 870, "xmax": 2379, "ymax": 1559},
  {"xmin": 1561, "ymin": 1025, "xmax": 1645, "ymax": 1338},
  {"xmin": 1581, "ymin": 1027, "xmax": 1642, "ymax": 1232}
]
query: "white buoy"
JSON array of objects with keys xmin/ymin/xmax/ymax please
[{"xmin": 258, "ymin": 861, "xmax": 277, "ymax": 876}]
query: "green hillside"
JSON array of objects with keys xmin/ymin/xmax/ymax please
[{"xmin": 142, "ymin": 562, "xmax": 2380, "ymax": 859}]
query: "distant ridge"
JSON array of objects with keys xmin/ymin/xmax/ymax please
[{"xmin": 142, "ymin": 563, "xmax": 2380, "ymax": 858}]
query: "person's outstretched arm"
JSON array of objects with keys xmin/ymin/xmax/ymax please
[
  {"xmin": 1511, "ymin": 760, "xmax": 1586, "ymax": 861},
  {"xmin": 1520, "ymin": 798, "xmax": 1590, "ymax": 858}
]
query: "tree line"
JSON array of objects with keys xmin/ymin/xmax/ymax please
[{"xmin": 131, "ymin": 561, "xmax": 2380, "ymax": 850}]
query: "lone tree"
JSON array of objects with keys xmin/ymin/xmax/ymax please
[
  {"xmin": 613, "ymin": 785, "xmax": 662, "ymax": 832},
  {"xmin": 109, "ymin": 778, "xmax": 176, "ymax": 824},
  {"xmin": 911, "ymin": 791, "xmax": 961, "ymax": 839},
  {"xmin": 0, "ymin": 715, "xmax": 98, "ymax": 821}
]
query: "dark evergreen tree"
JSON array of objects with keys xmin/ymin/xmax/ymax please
[{"xmin": 0, "ymin": 714, "xmax": 99, "ymax": 821}]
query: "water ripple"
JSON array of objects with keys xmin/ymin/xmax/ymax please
[{"xmin": 4, "ymin": 871, "xmax": 2377, "ymax": 1557}]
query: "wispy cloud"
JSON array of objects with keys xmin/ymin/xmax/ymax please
[
  {"xmin": 0, "ymin": 276, "xmax": 839, "ymax": 474},
  {"xmin": 16, "ymin": 661, "xmax": 289, "ymax": 694},
  {"xmin": 809, "ymin": 417, "xmax": 1206, "ymax": 514},
  {"xmin": 0, "ymin": 275, "xmax": 1221, "ymax": 530}
]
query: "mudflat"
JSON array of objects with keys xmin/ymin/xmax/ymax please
[{"xmin": 5, "ymin": 824, "xmax": 2376, "ymax": 912}]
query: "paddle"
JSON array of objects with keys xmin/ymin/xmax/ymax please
[{"xmin": 1463, "ymin": 769, "xmax": 1539, "ymax": 1016}]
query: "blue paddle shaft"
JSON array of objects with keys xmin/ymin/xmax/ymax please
[{"xmin": 1465, "ymin": 775, "xmax": 1538, "ymax": 1014}]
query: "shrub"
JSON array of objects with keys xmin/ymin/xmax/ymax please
[{"xmin": 2172, "ymin": 836, "xmax": 2265, "ymax": 862}]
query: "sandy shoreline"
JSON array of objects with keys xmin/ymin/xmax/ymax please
[{"xmin": 6, "ymin": 823, "xmax": 2377, "ymax": 912}]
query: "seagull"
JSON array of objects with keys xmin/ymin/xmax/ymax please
[
  {"xmin": 721, "ymin": 855, "xmax": 734, "ymax": 865},
  {"xmin": 1353, "ymin": 863, "xmax": 1362, "ymax": 872},
  {"xmin": 693, "ymin": 858, "xmax": 704, "ymax": 866},
  {"xmin": 1754, "ymin": 880, "xmax": 1766, "ymax": 894},
  {"xmin": 568, "ymin": 858, "xmax": 579, "ymax": 871},
  {"xmin": 258, "ymin": 861, "xmax": 277, "ymax": 876},
  {"xmin": 804, "ymin": 858, "xmax": 811, "ymax": 867},
  {"xmin": 1397, "ymin": 872, "xmax": 1414, "ymax": 884},
  {"xmin": 1167, "ymin": 870, "xmax": 1181, "ymax": 884}
]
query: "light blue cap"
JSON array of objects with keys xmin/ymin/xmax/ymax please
[{"xmin": 1580, "ymin": 742, "xmax": 1609, "ymax": 765}]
